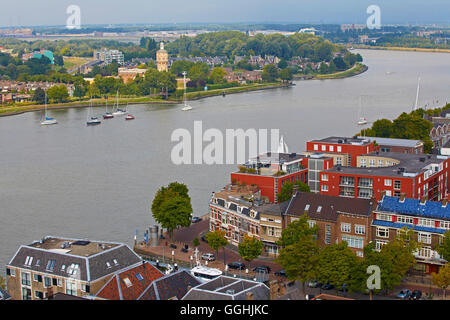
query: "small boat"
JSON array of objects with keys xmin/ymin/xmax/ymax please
[
  {"xmin": 181, "ymin": 71, "xmax": 193, "ymax": 111},
  {"xmin": 190, "ymin": 265, "xmax": 222, "ymax": 283},
  {"xmin": 87, "ymin": 117, "xmax": 101, "ymax": 126},
  {"xmin": 125, "ymin": 114, "xmax": 135, "ymax": 120},
  {"xmin": 40, "ymin": 93, "xmax": 57, "ymax": 125},
  {"xmin": 103, "ymin": 98, "xmax": 114, "ymax": 119},
  {"xmin": 357, "ymin": 97, "xmax": 367, "ymax": 125},
  {"xmin": 112, "ymin": 91, "xmax": 127, "ymax": 116},
  {"xmin": 357, "ymin": 117, "xmax": 368, "ymax": 125}
]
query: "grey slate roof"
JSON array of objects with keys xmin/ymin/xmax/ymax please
[
  {"xmin": 0, "ymin": 286, "xmax": 12, "ymax": 300},
  {"xmin": 7, "ymin": 239, "xmax": 142, "ymax": 282}
]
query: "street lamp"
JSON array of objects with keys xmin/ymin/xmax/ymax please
[
  {"xmin": 171, "ymin": 250, "xmax": 174, "ymax": 263},
  {"xmin": 190, "ymin": 256, "xmax": 193, "ymax": 269},
  {"xmin": 225, "ymin": 265, "xmax": 228, "ymax": 275}
]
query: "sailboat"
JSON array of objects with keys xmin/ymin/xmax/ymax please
[
  {"xmin": 181, "ymin": 71, "xmax": 192, "ymax": 111},
  {"xmin": 103, "ymin": 98, "xmax": 114, "ymax": 119},
  {"xmin": 112, "ymin": 91, "xmax": 126, "ymax": 116},
  {"xmin": 86, "ymin": 99, "xmax": 101, "ymax": 126},
  {"xmin": 413, "ymin": 76, "xmax": 422, "ymax": 111},
  {"xmin": 357, "ymin": 96, "xmax": 367, "ymax": 125},
  {"xmin": 40, "ymin": 92, "xmax": 57, "ymax": 125}
]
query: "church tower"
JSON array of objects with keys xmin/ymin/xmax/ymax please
[{"xmin": 156, "ymin": 42, "xmax": 168, "ymax": 72}]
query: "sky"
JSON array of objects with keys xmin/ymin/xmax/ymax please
[{"xmin": 1, "ymin": 0, "xmax": 449, "ymax": 27}]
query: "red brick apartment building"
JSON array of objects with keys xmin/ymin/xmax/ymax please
[
  {"xmin": 283, "ymin": 192, "xmax": 375, "ymax": 257},
  {"xmin": 373, "ymin": 194, "xmax": 449, "ymax": 274},
  {"xmin": 319, "ymin": 152, "xmax": 450, "ymax": 201},
  {"xmin": 306, "ymin": 136, "xmax": 376, "ymax": 167},
  {"xmin": 230, "ymin": 152, "xmax": 308, "ymax": 203}
]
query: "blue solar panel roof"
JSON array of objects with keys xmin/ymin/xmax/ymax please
[{"xmin": 377, "ymin": 196, "xmax": 450, "ymax": 220}]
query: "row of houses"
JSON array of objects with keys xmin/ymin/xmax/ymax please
[
  {"xmin": 3, "ymin": 236, "xmax": 272, "ymax": 300},
  {"xmin": 0, "ymin": 80, "xmax": 75, "ymax": 103}
]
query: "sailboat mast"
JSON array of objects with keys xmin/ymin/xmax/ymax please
[{"xmin": 414, "ymin": 77, "xmax": 420, "ymax": 111}]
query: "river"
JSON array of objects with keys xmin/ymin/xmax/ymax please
[{"xmin": 0, "ymin": 49, "xmax": 449, "ymax": 268}]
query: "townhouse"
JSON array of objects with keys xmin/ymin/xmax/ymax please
[{"xmin": 5, "ymin": 236, "xmax": 142, "ymax": 300}]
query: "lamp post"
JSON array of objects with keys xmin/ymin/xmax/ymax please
[
  {"xmin": 171, "ymin": 250, "xmax": 174, "ymax": 263},
  {"xmin": 190, "ymin": 256, "xmax": 193, "ymax": 269}
]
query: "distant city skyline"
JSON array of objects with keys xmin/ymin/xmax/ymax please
[{"xmin": 1, "ymin": 0, "xmax": 449, "ymax": 28}]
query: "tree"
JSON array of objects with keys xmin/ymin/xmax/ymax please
[
  {"xmin": 209, "ymin": 67, "xmax": 227, "ymax": 84},
  {"xmin": 316, "ymin": 242, "xmax": 358, "ymax": 292},
  {"xmin": 205, "ymin": 230, "xmax": 228, "ymax": 263},
  {"xmin": 437, "ymin": 231, "xmax": 450, "ymax": 262},
  {"xmin": 332, "ymin": 57, "xmax": 347, "ymax": 71},
  {"xmin": 193, "ymin": 237, "xmax": 200, "ymax": 248},
  {"xmin": 275, "ymin": 214, "xmax": 320, "ymax": 295},
  {"xmin": 73, "ymin": 85, "xmax": 86, "ymax": 98},
  {"xmin": 32, "ymin": 87, "xmax": 46, "ymax": 104},
  {"xmin": 277, "ymin": 181, "xmax": 310, "ymax": 203},
  {"xmin": 170, "ymin": 60, "xmax": 195, "ymax": 77},
  {"xmin": 279, "ymin": 67, "xmax": 293, "ymax": 82},
  {"xmin": 151, "ymin": 182, "xmax": 193, "ymax": 240},
  {"xmin": 188, "ymin": 62, "xmax": 210, "ymax": 83},
  {"xmin": 277, "ymin": 59, "xmax": 288, "ymax": 69},
  {"xmin": 47, "ymin": 85, "xmax": 69, "ymax": 103},
  {"xmin": 431, "ymin": 263, "xmax": 450, "ymax": 299},
  {"xmin": 54, "ymin": 55, "xmax": 64, "ymax": 66},
  {"xmin": 238, "ymin": 235, "xmax": 263, "ymax": 263},
  {"xmin": 262, "ymin": 64, "xmax": 278, "ymax": 82}
]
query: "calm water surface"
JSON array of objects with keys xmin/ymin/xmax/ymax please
[{"xmin": 1, "ymin": 49, "xmax": 449, "ymax": 268}]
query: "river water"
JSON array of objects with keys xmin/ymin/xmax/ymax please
[{"xmin": 0, "ymin": 49, "xmax": 449, "ymax": 268}]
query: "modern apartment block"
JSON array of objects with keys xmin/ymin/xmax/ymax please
[
  {"xmin": 320, "ymin": 152, "xmax": 450, "ymax": 201},
  {"xmin": 5, "ymin": 236, "xmax": 142, "ymax": 300},
  {"xmin": 94, "ymin": 48, "xmax": 124, "ymax": 65},
  {"xmin": 372, "ymin": 194, "xmax": 449, "ymax": 274},
  {"xmin": 230, "ymin": 152, "xmax": 308, "ymax": 203},
  {"xmin": 306, "ymin": 136, "xmax": 376, "ymax": 167},
  {"xmin": 358, "ymin": 136, "xmax": 425, "ymax": 154}
]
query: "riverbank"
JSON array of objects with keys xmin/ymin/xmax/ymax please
[
  {"xmin": 0, "ymin": 82, "xmax": 292, "ymax": 117},
  {"xmin": 354, "ymin": 45, "xmax": 450, "ymax": 53},
  {"xmin": 293, "ymin": 63, "xmax": 368, "ymax": 81}
]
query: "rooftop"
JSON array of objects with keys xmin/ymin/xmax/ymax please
[
  {"xmin": 310, "ymin": 136, "xmax": 372, "ymax": 146},
  {"xmin": 28, "ymin": 237, "xmax": 120, "ymax": 257},
  {"xmin": 327, "ymin": 152, "xmax": 448, "ymax": 178},
  {"xmin": 285, "ymin": 192, "xmax": 375, "ymax": 221},
  {"xmin": 358, "ymin": 136, "xmax": 423, "ymax": 148},
  {"xmin": 377, "ymin": 196, "xmax": 450, "ymax": 221}
]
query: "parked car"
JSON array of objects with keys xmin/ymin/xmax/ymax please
[
  {"xmin": 253, "ymin": 265, "xmax": 271, "ymax": 274},
  {"xmin": 274, "ymin": 270, "xmax": 286, "ymax": 277},
  {"xmin": 201, "ymin": 234, "xmax": 208, "ymax": 243},
  {"xmin": 397, "ymin": 289, "xmax": 411, "ymax": 299},
  {"xmin": 169, "ymin": 244, "xmax": 177, "ymax": 249},
  {"xmin": 201, "ymin": 253, "xmax": 215, "ymax": 261},
  {"xmin": 410, "ymin": 290, "xmax": 422, "ymax": 300},
  {"xmin": 307, "ymin": 280, "xmax": 321, "ymax": 288},
  {"xmin": 192, "ymin": 216, "xmax": 202, "ymax": 223},
  {"xmin": 227, "ymin": 262, "xmax": 246, "ymax": 270},
  {"xmin": 321, "ymin": 283, "xmax": 334, "ymax": 290}
]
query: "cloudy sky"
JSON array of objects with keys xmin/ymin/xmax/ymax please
[{"xmin": 1, "ymin": 0, "xmax": 449, "ymax": 27}]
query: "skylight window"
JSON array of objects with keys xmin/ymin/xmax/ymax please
[
  {"xmin": 61, "ymin": 265, "xmax": 66, "ymax": 272},
  {"xmin": 46, "ymin": 260, "xmax": 55, "ymax": 272},
  {"xmin": 35, "ymin": 259, "xmax": 40, "ymax": 267},
  {"xmin": 113, "ymin": 259, "xmax": 118, "ymax": 266},
  {"xmin": 123, "ymin": 277, "xmax": 132, "ymax": 287},
  {"xmin": 305, "ymin": 204, "xmax": 310, "ymax": 211},
  {"xmin": 24, "ymin": 256, "xmax": 33, "ymax": 266},
  {"xmin": 106, "ymin": 262, "xmax": 111, "ymax": 268},
  {"xmin": 136, "ymin": 273, "xmax": 144, "ymax": 281},
  {"xmin": 317, "ymin": 206, "xmax": 322, "ymax": 213}
]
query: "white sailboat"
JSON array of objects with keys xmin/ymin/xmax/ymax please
[
  {"xmin": 86, "ymin": 98, "xmax": 101, "ymax": 125},
  {"xmin": 112, "ymin": 91, "xmax": 126, "ymax": 116},
  {"xmin": 181, "ymin": 71, "xmax": 192, "ymax": 111},
  {"xmin": 357, "ymin": 96, "xmax": 367, "ymax": 125},
  {"xmin": 40, "ymin": 92, "xmax": 57, "ymax": 125},
  {"xmin": 413, "ymin": 76, "xmax": 421, "ymax": 111}
]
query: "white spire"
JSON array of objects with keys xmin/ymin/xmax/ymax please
[
  {"xmin": 160, "ymin": 42, "xmax": 164, "ymax": 50},
  {"xmin": 278, "ymin": 135, "xmax": 289, "ymax": 153}
]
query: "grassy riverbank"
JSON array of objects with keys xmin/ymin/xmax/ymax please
[
  {"xmin": 314, "ymin": 63, "xmax": 368, "ymax": 79},
  {"xmin": 0, "ymin": 82, "xmax": 291, "ymax": 117}
]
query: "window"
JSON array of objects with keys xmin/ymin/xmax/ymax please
[
  {"xmin": 375, "ymin": 240, "xmax": 388, "ymax": 251},
  {"xmin": 385, "ymin": 190, "xmax": 392, "ymax": 196},
  {"xmin": 418, "ymin": 232, "xmax": 432, "ymax": 244},
  {"xmin": 322, "ymin": 174, "xmax": 328, "ymax": 181},
  {"xmin": 360, "ymin": 159, "xmax": 367, "ymax": 167},
  {"xmin": 123, "ymin": 277, "xmax": 133, "ymax": 288},
  {"xmin": 341, "ymin": 223, "xmax": 351, "ymax": 233},
  {"xmin": 356, "ymin": 251, "xmax": 364, "ymax": 257},
  {"xmin": 321, "ymin": 145, "xmax": 326, "ymax": 151},
  {"xmin": 355, "ymin": 225, "xmax": 366, "ymax": 235},
  {"xmin": 384, "ymin": 179, "xmax": 392, "ymax": 186},
  {"xmin": 34, "ymin": 291, "xmax": 43, "ymax": 299},
  {"xmin": 61, "ymin": 265, "xmax": 66, "ymax": 272},
  {"xmin": 394, "ymin": 180, "xmax": 401, "ymax": 190},
  {"xmin": 342, "ymin": 235, "xmax": 364, "ymax": 249},
  {"xmin": 81, "ymin": 284, "xmax": 90, "ymax": 293},
  {"xmin": 113, "ymin": 259, "xmax": 119, "ymax": 266},
  {"xmin": 377, "ymin": 213, "xmax": 392, "ymax": 222},
  {"xmin": 106, "ymin": 262, "xmax": 111, "ymax": 268},
  {"xmin": 376, "ymin": 227, "xmax": 389, "ymax": 238},
  {"xmin": 308, "ymin": 220, "xmax": 316, "ymax": 228},
  {"xmin": 46, "ymin": 260, "xmax": 56, "ymax": 272},
  {"xmin": 418, "ymin": 218, "xmax": 434, "ymax": 227},
  {"xmin": 369, "ymin": 159, "xmax": 375, "ymax": 167},
  {"xmin": 24, "ymin": 256, "xmax": 33, "ymax": 267},
  {"xmin": 7, "ymin": 268, "xmax": 16, "ymax": 277},
  {"xmin": 417, "ymin": 247, "xmax": 432, "ymax": 259},
  {"xmin": 329, "ymin": 146, "xmax": 334, "ymax": 152},
  {"xmin": 321, "ymin": 185, "xmax": 329, "ymax": 192},
  {"xmin": 314, "ymin": 144, "xmax": 318, "ymax": 151},
  {"xmin": 136, "ymin": 273, "xmax": 144, "ymax": 281},
  {"xmin": 378, "ymin": 160, "xmax": 384, "ymax": 167},
  {"xmin": 397, "ymin": 216, "xmax": 414, "ymax": 224},
  {"xmin": 337, "ymin": 146, "xmax": 342, "ymax": 152},
  {"xmin": 35, "ymin": 259, "xmax": 40, "ymax": 267},
  {"xmin": 66, "ymin": 281, "xmax": 77, "ymax": 296},
  {"xmin": 44, "ymin": 277, "xmax": 51, "ymax": 288},
  {"xmin": 441, "ymin": 221, "xmax": 450, "ymax": 230},
  {"xmin": 317, "ymin": 206, "xmax": 322, "ymax": 213},
  {"xmin": 325, "ymin": 225, "xmax": 331, "ymax": 244},
  {"xmin": 22, "ymin": 288, "xmax": 32, "ymax": 300},
  {"xmin": 21, "ymin": 272, "xmax": 31, "ymax": 286},
  {"xmin": 67, "ymin": 264, "xmax": 79, "ymax": 276},
  {"xmin": 33, "ymin": 274, "xmax": 42, "ymax": 282},
  {"xmin": 336, "ymin": 157, "xmax": 342, "ymax": 165}
]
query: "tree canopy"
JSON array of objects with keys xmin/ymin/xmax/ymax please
[{"xmin": 238, "ymin": 235, "xmax": 263, "ymax": 262}]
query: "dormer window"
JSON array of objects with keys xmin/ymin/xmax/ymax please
[
  {"xmin": 113, "ymin": 259, "xmax": 118, "ymax": 266},
  {"xmin": 106, "ymin": 262, "xmax": 111, "ymax": 268},
  {"xmin": 61, "ymin": 265, "xmax": 66, "ymax": 272},
  {"xmin": 123, "ymin": 277, "xmax": 132, "ymax": 287},
  {"xmin": 24, "ymin": 256, "xmax": 33, "ymax": 267}
]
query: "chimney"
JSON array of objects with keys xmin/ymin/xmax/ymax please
[
  {"xmin": 399, "ymin": 193, "xmax": 406, "ymax": 202},
  {"xmin": 246, "ymin": 291, "xmax": 254, "ymax": 300},
  {"xmin": 442, "ymin": 197, "xmax": 448, "ymax": 207},
  {"xmin": 420, "ymin": 195, "xmax": 427, "ymax": 204}
]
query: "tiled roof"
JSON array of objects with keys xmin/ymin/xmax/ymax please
[
  {"xmin": 285, "ymin": 192, "xmax": 375, "ymax": 222},
  {"xmin": 139, "ymin": 270, "xmax": 201, "ymax": 300},
  {"xmin": 0, "ymin": 287, "xmax": 11, "ymax": 300},
  {"xmin": 96, "ymin": 261, "xmax": 164, "ymax": 300},
  {"xmin": 377, "ymin": 196, "xmax": 450, "ymax": 220},
  {"xmin": 372, "ymin": 220, "xmax": 447, "ymax": 234}
]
